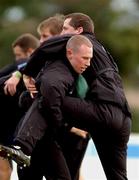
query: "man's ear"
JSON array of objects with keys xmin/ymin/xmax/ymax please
[
  {"xmin": 27, "ymin": 48, "xmax": 34, "ymax": 57},
  {"xmin": 66, "ymin": 48, "xmax": 73, "ymax": 59},
  {"xmin": 76, "ymin": 27, "xmax": 83, "ymax": 34}
]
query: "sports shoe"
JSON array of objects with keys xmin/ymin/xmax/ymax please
[{"xmin": 0, "ymin": 144, "xmax": 30, "ymax": 167}]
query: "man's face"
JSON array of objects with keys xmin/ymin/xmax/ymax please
[
  {"xmin": 39, "ymin": 28, "xmax": 53, "ymax": 43},
  {"xmin": 61, "ymin": 18, "xmax": 79, "ymax": 35},
  {"xmin": 13, "ymin": 46, "xmax": 29, "ymax": 61},
  {"xmin": 67, "ymin": 44, "xmax": 92, "ymax": 74}
]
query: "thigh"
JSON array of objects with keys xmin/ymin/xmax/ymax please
[
  {"xmin": 0, "ymin": 157, "xmax": 12, "ymax": 180},
  {"xmin": 91, "ymin": 115, "xmax": 131, "ymax": 180},
  {"xmin": 63, "ymin": 97, "xmax": 98, "ymax": 130}
]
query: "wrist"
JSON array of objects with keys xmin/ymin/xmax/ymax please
[
  {"xmin": 23, "ymin": 74, "xmax": 30, "ymax": 79},
  {"xmin": 12, "ymin": 71, "xmax": 22, "ymax": 79}
]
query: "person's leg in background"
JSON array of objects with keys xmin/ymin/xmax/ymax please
[
  {"xmin": 0, "ymin": 158, "xmax": 12, "ymax": 180},
  {"xmin": 0, "ymin": 94, "xmax": 24, "ymax": 180}
]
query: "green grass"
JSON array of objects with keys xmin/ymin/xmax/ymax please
[{"xmin": 131, "ymin": 109, "xmax": 139, "ymax": 133}]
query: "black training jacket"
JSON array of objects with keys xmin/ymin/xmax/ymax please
[
  {"xmin": 23, "ymin": 33, "xmax": 131, "ymax": 117},
  {"xmin": 39, "ymin": 59, "xmax": 78, "ymax": 131}
]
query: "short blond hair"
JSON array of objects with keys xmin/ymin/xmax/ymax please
[
  {"xmin": 37, "ymin": 14, "xmax": 64, "ymax": 35},
  {"xmin": 66, "ymin": 34, "xmax": 93, "ymax": 52}
]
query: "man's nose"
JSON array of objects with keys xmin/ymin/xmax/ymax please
[
  {"xmin": 86, "ymin": 60, "xmax": 90, "ymax": 66},
  {"xmin": 40, "ymin": 37, "xmax": 44, "ymax": 44},
  {"xmin": 61, "ymin": 30, "xmax": 65, "ymax": 35}
]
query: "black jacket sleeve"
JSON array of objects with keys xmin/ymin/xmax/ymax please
[
  {"xmin": 39, "ymin": 61, "xmax": 74, "ymax": 136},
  {"xmin": 0, "ymin": 63, "xmax": 17, "ymax": 78},
  {"xmin": 22, "ymin": 34, "xmax": 72, "ymax": 78},
  {"xmin": 40, "ymin": 75, "xmax": 66, "ymax": 129}
]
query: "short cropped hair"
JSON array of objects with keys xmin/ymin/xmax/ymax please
[
  {"xmin": 12, "ymin": 33, "xmax": 39, "ymax": 52},
  {"xmin": 66, "ymin": 34, "xmax": 93, "ymax": 52},
  {"xmin": 65, "ymin": 13, "xmax": 94, "ymax": 33}
]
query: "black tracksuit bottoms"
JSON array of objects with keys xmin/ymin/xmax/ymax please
[{"xmin": 14, "ymin": 96, "xmax": 131, "ymax": 180}]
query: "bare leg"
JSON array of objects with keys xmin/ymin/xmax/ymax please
[{"xmin": 0, "ymin": 157, "xmax": 12, "ymax": 180}]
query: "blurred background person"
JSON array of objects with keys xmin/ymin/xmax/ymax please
[{"xmin": 0, "ymin": 33, "xmax": 39, "ymax": 180}]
